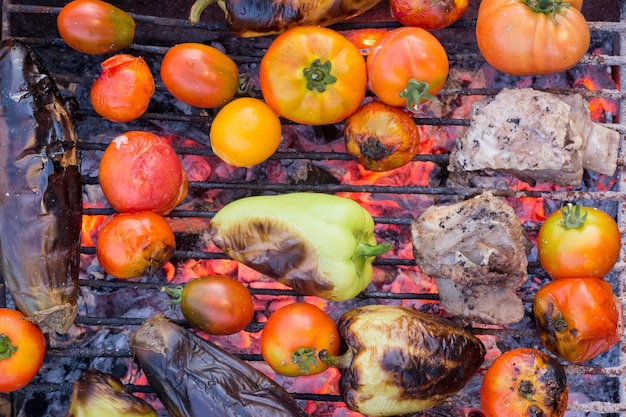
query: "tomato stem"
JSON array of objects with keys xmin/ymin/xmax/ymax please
[
  {"xmin": 518, "ymin": 379, "xmax": 536, "ymax": 400},
  {"xmin": 399, "ymin": 78, "xmax": 439, "ymax": 112},
  {"xmin": 318, "ymin": 348, "xmax": 354, "ymax": 369},
  {"xmin": 303, "ymin": 59, "xmax": 337, "ymax": 93},
  {"xmin": 559, "ymin": 203, "xmax": 587, "ymax": 230},
  {"xmin": 161, "ymin": 285, "xmax": 184, "ymax": 306},
  {"xmin": 0, "ymin": 334, "xmax": 17, "ymax": 360},
  {"xmin": 292, "ymin": 347, "xmax": 322, "ymax": 374},
  {"xmin": 523, "ymin": 0, "xmax": 571, "ymax": 19}
]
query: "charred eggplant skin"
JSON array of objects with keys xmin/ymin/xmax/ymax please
[
  {"xmin": 130, "ymin": 314, "xmax": 312, "ymax": 417},
  {"xmin": 322, "ymin": 305, "xmax": 486, "ymax": 416},
  {"xmin": 190, "ymin": 0, "xmax": 382, "ymax": 37},
  {"xmin": 0, "ymin": 39, "xmax": 81, "ymax": 333}
]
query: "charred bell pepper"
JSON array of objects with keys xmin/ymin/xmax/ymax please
[
  {"xmin": 0, "ymin": 39, "xmax": 82, "ymax": 334},
  {"xmin": 189, "ymin": 0, "xmax": 382, "ymax": 37},
  {"xmin": 320, "ymin": 305, "xmax": 486, "ymax": 416},
  {"xmin": 129, "ymin": 314, "xmax": 312, "ymax": 417},
  {"xmin": 65, "ymin": 369, "xmax": 158, "ymax": 417},
  {"xmin": 208, "ymin": 192, "xmax": 391, "ymax": 301}
]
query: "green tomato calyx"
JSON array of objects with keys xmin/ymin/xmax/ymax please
[
  {"xmin": 559, "ymin": 203, "xmax": 588, "ymax": 230},
  {"xmin": 524, "ymin": 0, "xmax": 572, "ymax": 20},
  {"xmin": 304, "ymin": 59, "xmax": 337, "ymax": 93},
  {"xmin": 292, "ymin": 347, "xmax": 322, "ymax": 374},
  {"xmin": 399, "ymin": 78, "xmax": 439, "ymax": 112},
  {"xmin": 0, "ymin": 334, "xmax": 18, "ymax": 360}
]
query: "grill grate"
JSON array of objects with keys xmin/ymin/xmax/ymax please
[{"xmin": 2, "ymin": 0, "xmax": 626, "ymax": 416}]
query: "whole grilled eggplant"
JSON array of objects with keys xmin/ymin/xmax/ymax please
[
  {"xmin": 320, "ymin": 305, "xmax": 486, "ymax": 416},
  {"xmin": 0, "ymin": 39, "xmax": 82, "ymax": 333},
  {"xmin": 130, "ymin": 314, "xmax": 312, "ymax": 417},
  {"xmin": 190, "ymin": 0, "xmax": 382, "ymax": 37}
]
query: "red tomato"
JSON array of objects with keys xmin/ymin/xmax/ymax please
[
  {"xmin": 533, "ymin": 278, "xmax": 623, "ymax": 363},
  {"xmin": 0, "ymin": 308, "xmax": 46, "ymax": 393},
  {"xmin": 210, "ymin": 97, "xmax": 282, "ymax": 167},
  {"xmin": 260, "ymin": 302, "xmax": 340, "ymax": 377},
  {"xmin": 481, "ymin": 348, "xmax": 568, "ymax": 417},
  {"xmin": 98, "ymin": 131, "xmax": 188, "ymax": 215},
  {"xmin": 165, "ymin": 275, "xmax": 254, "ymax": 335},
  {"xmin": 260, "ymin": 26, "xmax": 367, "ymax": 125},
  {"xmin": 96, "ymin": 211, "xmax": 176, "ymax": 279},
  {"xmin": 160, "ymin": 43, "xmax": 239, "ymax": 109},
  {"xmin": 91, "ymin": 54, "xmax": 155, "ymax": 123},
  {"xmin": 537, "ymin": 203, "xmax": 620, "ymax": 279},
  {"xmin": 57, "ymin": 0, "xmax": 135, "ymax": 54},
  {"xmin": 367, "ymin": 27, "xmax": 449, "ymax": 112},
  {"xmin": 341, "ymin": 29, "xmax": 390, "ymax": 56},
  {"xmin": 390, "ymin": 0, "xmax": 469, "ymax": 30},
  {"xmin": 476, "ymin": 0, "xmax": 589, "ymax": 75},
  {"xmin": 344, "ymin": 100, "xmax": 420, "ymax": 171}
]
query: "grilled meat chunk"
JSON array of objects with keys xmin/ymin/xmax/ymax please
[
  {"xmin": 0, "ymin": 39, "xmax": 81, "ymax": 333},
  {"xmin": 448, "ymin": 88, "xmax": 619, "ymax": 186},
  {"xmin": 411, "ymin": 192, "xmax": 530, "ymax": 325},
  {"xmin": 320, "ymin": 305, "xmax": 486, "ymax": 416}
]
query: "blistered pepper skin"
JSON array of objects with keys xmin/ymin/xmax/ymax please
[
  {"xmin": 208, "ymin": 192, "xmax": 391, "ymax": 301},
  {"xmin": 130, "ymin": 314, "xmax": 312, "ymax": 417},
  {"xmin": 190, "ymin": 0, "xmax": 382, "ymax": 37},
  {"xmin": 0, "ymin": 39, "xmax": 82, "ymax": 333},
  {"xmin": 323, "ymin": 305, "xmax": 486, "ymax": 416}
]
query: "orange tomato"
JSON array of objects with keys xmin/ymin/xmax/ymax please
[
  {"xmin": 160, "ymin": 43, "xmax": 239, "ymax": 108},
  {"xmin": 98, "ymin": 131, "xmax": 188, "ymax": 215},
  {"xmin": 0, "ymin": 308, "xmax": 46, "ymax": 393},
  {"xmin": 96, "ymin": 211, "xmax": 176, "ymax": 279},
  {"xmin": 390, "ymin": 0, "xmax": 469, "ymax": 30},
  {"xmin": 481, "ymin": 348, "xmax": 568, "ymax": 417},
  {"xmin": 260, "ymin": 26, "xmax": 367, "ymax": 125},
  {"xmin": 210, "ymin": 97, "xmax": 282, "ymax": 167},
  {"xmin": 57, "ymin": 0, "xmax": 135, "ymax": 54},
  {"xmin": 344, "ymin": 101, "xmax": 420, "ymax": 171},
  {"xmin": 91, "ymin": 54, "xmax": 155, "ymax": 122}
]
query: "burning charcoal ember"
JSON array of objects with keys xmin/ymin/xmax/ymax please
[
  {"xmin": 130, "ymin": 314, "xmax": 312, "ymax": 417},
  {"xmin": 319, "ymin": 305, "xmax": 486, "ymax": 416},
  {"xmin": 0, "ymin": 39, "xmax": 81, "ymax": 334},
  {"xmin": 189, "ymin": 0, "xmax": 382, "ymax": 37},
  {"xmin": 448, "ymin": 88, "xmax": 620, "ymax": 186},
  {"xmin": 411, "ymin": 192, "xmax": 530, "ymax": 325},
  {"xmin": 65, "ymin": 369, "xmax": 157, "ymax": 417},
  {"xmin": 208, "ymin": 192, "xmax": 392, "ymax": 301}
]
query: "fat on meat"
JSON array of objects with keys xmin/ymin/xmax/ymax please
[
  {"xmin": 448, "ymin": 88, "xmax": 619, "ymax": 186},
  {"xmin": 411, "ymin": 192, "xmax": 530, "ymax": 325}
]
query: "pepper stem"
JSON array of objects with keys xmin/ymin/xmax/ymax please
[
  {"xmin": 189, "ymin": 0, "xmax": 221, "ymax": 23},
  {"xmin": 161, "ymin": 285, "xmax": 184, "ymax": 306},
  {"xmin": 319, "ymin": 348, "xmax": 354, "ymax": 369},
  {"xmin": 559, "ymin": 203, "xmax": 587, "ymax": 230},
  {"xmin": 0, "ymin": 334, "xmax": 18, "ymax": 360},
  {"xmin": 292, "ymin": 347, "xmax": 321, "ymax": 374},
  {"xmin": 399, "ymin": 78, "xmax": 440, "ymax": 112},
  {"xmin": 357, "ymin": 242, "xmax": 392, "ymax": 258},
  {"xmin": 303, "ymin": 59, "xmax": 337, "ymax": 93}
]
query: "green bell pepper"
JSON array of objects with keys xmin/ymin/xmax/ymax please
[{"xmin": 208, "ymin": 192, "xmax": 391, "ymax": 301}]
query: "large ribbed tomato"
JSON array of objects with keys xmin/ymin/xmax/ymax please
[
  {"xmin": 260, "ymin": 26, "xmax": 367, "ymax": 125},
  {"xmin": 476, "ymin": 0, "xmax": 590, "ymax": 75}
]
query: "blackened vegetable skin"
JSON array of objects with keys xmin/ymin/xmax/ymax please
[
  {"xmin": 0, "ymin": 39, "xmax": 81, "ymax": 334},
  {"xmin": 130, "ymin": 314, "xmax": 312, "ymax": 417}
]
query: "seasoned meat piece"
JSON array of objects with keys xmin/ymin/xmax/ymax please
[
  {"xmin": 448, "ymin": 88, "xmax": 619, "ymax": 186},
  {"xmin": 411, "ymin": 192, "xmax": 530, "ymax": 324}
]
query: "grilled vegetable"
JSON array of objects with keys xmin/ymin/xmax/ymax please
[
  {"xmin": 208, "ymin": 192, "xmax": 391, "ymax": 301},
  {"xmin": 66, "ymin": 369, "xmax": 158, "ymax": 417},
  {"xmin": 320, "ymin": 305, "xmax": 486, "ymax": 416},
  {"xmin": 129, "ymin": 314, "xmax": 312, "ymax": 417},
  {"xmin": 0, "ymin": 39, "xmax": 81, "ymax": 334},
  {"xmin": 189, "ymin": 0, "xmax": 382, "ymax": 37}
]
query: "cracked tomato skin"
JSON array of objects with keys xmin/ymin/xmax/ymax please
[
  {"xmin": 390, "ymin": 0, "xmax": 469, "ymax": 30},
  {"xmin": 57, "ymin": 0, "xmax": 135, "ymax": 54},
  {"xmin": 537, "ymin": 204, "xmax": 620, "ymax": 279},
  {"xmin": 260, "ymin": 26, "xmax": 367, "ymax": 125},
  {"xmin": 0, "ymin": 309, "xmax": 46, "ymax": 393},
  {"xmin": 481, "ymin": 347, "xmax": 568, "ymax": 417},
  {"xmin": 260, "ymin": 302, "xmax": 340, "ymax": 377},
  {"xmin": 533, "ymin": 278, "xmax": 623, "ymax": 363}
]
